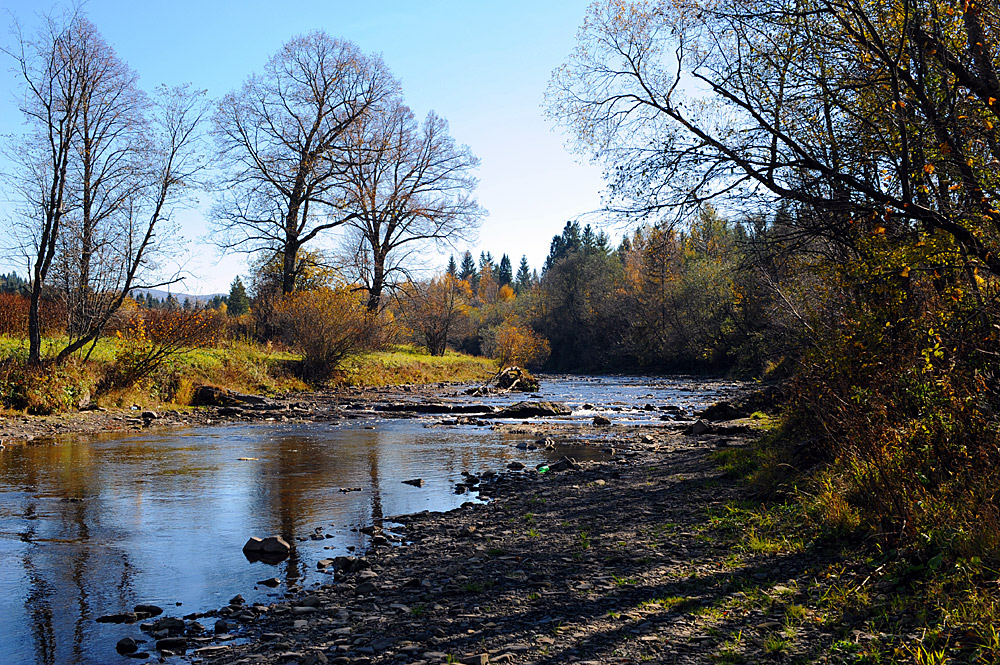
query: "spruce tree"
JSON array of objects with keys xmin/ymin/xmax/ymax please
[
  {"xmin": 227, "ymin": 277, "xmax": 250, "ymax": 316},
  {"xmin": 459, "ymin": 251, "xmax": 477, "ymax": 281},
  {"xmin": 446, "ymin": 255, "xmax": 458, "ymax": 277},
  {"xmin": 498, "ymin": 254, "xmax": 513, "ymax": 286},
  {"xmin": 515, "ymin": 256, "xmax": 532, "ymax": 294}
]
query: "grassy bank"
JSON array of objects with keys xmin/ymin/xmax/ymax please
[
  {"xmin": 0, "ymin": 336, "xmax": 494, "ymax": 414},
  {"xmin": 711, "ymin": 423, "xmax": 1000, "ymax": 664},
  {"xmin": 333, "ymin": 345, "xmax": 494, "ymax": 387}
]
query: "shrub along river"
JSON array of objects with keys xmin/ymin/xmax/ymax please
[{"xmin": 0, "ymin": 376, "xmax": 740, "ymax": 665}]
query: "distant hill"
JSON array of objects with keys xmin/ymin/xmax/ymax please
[{"xmin": 129, "ymin": 288, "xmax": 227, "ymax": 303}]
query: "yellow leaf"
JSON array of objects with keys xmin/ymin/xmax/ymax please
[{"xmin": 923, "ymin": 163, "xmax": 935, "ymax": 174}]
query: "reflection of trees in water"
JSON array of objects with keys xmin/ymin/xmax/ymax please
[
  {"xmin": 9, "ymin": 441, "xmax": 135, "ymax": 665},
  {"xmin": 20, "ymin": 504, "xmax": 56, "ymax": 665},
  {"xmin": 0, "ymin": 423, "xmax": 549, "ymax": 664},
  {"xmin": 368, "ymin": 442, "xmax": 383, "ymax": 531}
]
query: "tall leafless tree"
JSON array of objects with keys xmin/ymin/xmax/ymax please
[
  {"xmin": 4, "ymin": 12, "xmax": 85, "ymax": 364},
  {"xmin": 212, "ymin": 32, "xmax": 399, "ymax": 295},
  {"xmin": 5, "ymin": 13, "xmax": 207, "ymax": 364},
  {"xmin": 339, "ymin": 103, "xmax": 484, "ymax": 311}
]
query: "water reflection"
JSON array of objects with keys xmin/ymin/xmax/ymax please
[{"xmin": 0, "ymin": 420, "xmax": 599, "ymax": 665}]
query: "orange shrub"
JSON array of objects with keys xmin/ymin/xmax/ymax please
[
  {"xmin": 273, "ymin": 286, "xmax": 385, "ymax": 380},
  {"xmin": 482, "ymin": 322, "xmax": 550, "ymax": 370}
]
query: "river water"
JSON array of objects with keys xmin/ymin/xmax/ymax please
[{"xmin": 0, "ymin": 376, "xmax": 739, "ymax": 665}]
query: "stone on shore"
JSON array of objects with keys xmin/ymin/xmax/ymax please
[{"xmin": 687, "ymin": 419, "xmax": 713, "ymax": 435}]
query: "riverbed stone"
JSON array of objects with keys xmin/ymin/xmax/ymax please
[
  {"xmin": 116, "ymin": 637, "xmax": 138, "ymax": 654},
  {"xmin": 134, "ymin": 603, "xmax": 162, "ymax": 617},
  {"xmin": 155, "ymin": 636, "xmax": 187, "ymax": 651},
  {"xmin": 494, "ymin": 401, "xmax": 571, "ymax": 418}
]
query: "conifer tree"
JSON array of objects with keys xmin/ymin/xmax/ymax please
[
  {"xmin": 498, "ymin": 254, "xmax": 513, "ymax": 286},
  {"xmin": 459, "ymin": 251, "xmax": 477, "ymax": 281},
  {"xmin": 515, "ymin": 256, "xmax": 532, "ymax": 294},
  {"xmin": 446, "ymin": 255, "xmax": 458, "ymax": 277},
  {"xmin": 227, "ymin": 277, "xmax": 250, "ymax": 316}
]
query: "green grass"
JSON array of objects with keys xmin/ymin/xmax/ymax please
[
  {"xmin": 335, "ymin": 344, "xmax": 493, "ymax": 387},
  {"xmin": 0, "ymin": 335, "xmax": 494, "ymax": 412}
]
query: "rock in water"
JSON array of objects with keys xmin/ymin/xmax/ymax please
[
  {"xmin": 96, "ymin": 612, "xmax": 138, "ymax": 624},
  {"xmin": 243, "ymin": 535, "xmax": 291, "ymax": 563},
  {"xmin": 495, "ymin": 401, "xmax": 571, "ymax": 418},
  {"xmin": 402, "ymin": 478, "xmax": 424, "ymax": 487},
  {"xmin": 155, "ymin": 637, "xmax": 187, "ymax": 652},
  {"xmin": 494, "ymin": 366, "xmax": 540, "ymax": 392},
  {"xmin": 242, "ymin": 537, "xmax": 264, "ymax": 554},
  {"xmin": 116, "ymin": 638, "xmax": 138, "ymax": 654},
  {"xmin": 592, "ymin": 415, "xmax": 612, "ymax": 426},
  {"xmin": 260, "ymin": 536, "xmax": 290, "ymax": 554},
  {"xmin": 134, "ymin": 604, "xmax": 163, "ymax": 617}
]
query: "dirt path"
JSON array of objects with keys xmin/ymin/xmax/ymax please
[{"xmin": 170, "ymin": 423, "xmax": 851, "ymax": 665}]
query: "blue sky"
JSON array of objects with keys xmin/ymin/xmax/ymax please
[{"xmin": 0, "ymin": 0, "xmax": 607, "ymax": 294}]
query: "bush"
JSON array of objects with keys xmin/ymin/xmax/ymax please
[
  {"xmin": 0, "ymin": 294, "xmax": 66, "ymax": 337},
  {"xmin": 13, "ymin": 359, "xmax": 96, "ymax": 414},
  {"xmin": 784, "ymin": 271, "xmax": 1000, "ymax": 559},
  {"xmin": 481, "ymin": 322, "xmax": 550, "ymax": 370},
  {"xmin": 273, "ymin": 286, "xmax": 389, "ymax": 381},
  {"xmin": 101, "ymin": 309, "xmax": 222, "ymax": 392}
]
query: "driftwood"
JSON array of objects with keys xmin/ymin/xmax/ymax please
[{"xmin": 466, "ymin": 366, "xmax": 540, "ymax": 397}]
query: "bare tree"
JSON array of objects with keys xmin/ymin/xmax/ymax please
[
  {"xmin": 5, "ymin": 13, "xmax": 207, "ymax": 363},
  {"xmin": 402, "ymin": 274, "xmax": 472, "ymax": 356},
  {"xmin": 339, "ymin": 101, "xmax": 484, "ymax": 311},
  {"xmin": 49, "ymin": 18, "xmax": 147, "ymax": 341},
  {"xmin": 212, "ymin": 32, "xmax": 399, "ymax": 295},
  {"xmin": 4, "ymin": 12, "xmax": 85, "ymax": 364}
]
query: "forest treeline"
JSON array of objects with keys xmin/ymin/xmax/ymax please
[{"xmin": 409, "ymin": 207, "xmax": 782, "ymax": 376}]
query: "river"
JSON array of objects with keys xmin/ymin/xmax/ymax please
[{"xmin": 0, "ymin": 375, "xmax": 739, "ymax": 665}]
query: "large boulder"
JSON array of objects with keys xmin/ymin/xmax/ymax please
[
  {"xmin": 495, "ymin": 401, "xmax": 572, "ymax": 418},
  {"xmin": 242, "ymin": 535, "xmax": 291, "ymax": 563},
  {"xmin": 191, "ymin": 385, "xmax": 270, "ymax": 408}
]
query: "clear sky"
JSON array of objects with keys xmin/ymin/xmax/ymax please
[{"xmin": 0, "ymin": 0, "xmax": 608, "ymax": 295}]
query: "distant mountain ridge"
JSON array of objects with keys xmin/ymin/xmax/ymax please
[{"xmin": 129, "ymin": 288, "xmax": 226, "ymax": 303}]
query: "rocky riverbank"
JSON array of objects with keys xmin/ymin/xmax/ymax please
[
  {"xmin": 82, "ymin": 407, "xmax": 861, "ymax": 665},
  {"xmin": 0, "ymin": 382, "xmax": 472, "ymax": 445}
]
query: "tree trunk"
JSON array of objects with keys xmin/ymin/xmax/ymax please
[{"xmin": 367, "ymin": 254, "xmax": 384, "ymax": 311}]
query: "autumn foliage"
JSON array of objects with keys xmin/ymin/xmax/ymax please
[
  {"xmin": 273, "ymin": 286, "xmax": 389, "ymax": 379},
  {"xmin": 103, "ymin": 309, "xmax": 223, "ymax": 391},
  {"xmin": 481, "ymin": 322, "xmax": 550, "ymax": 370}
]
